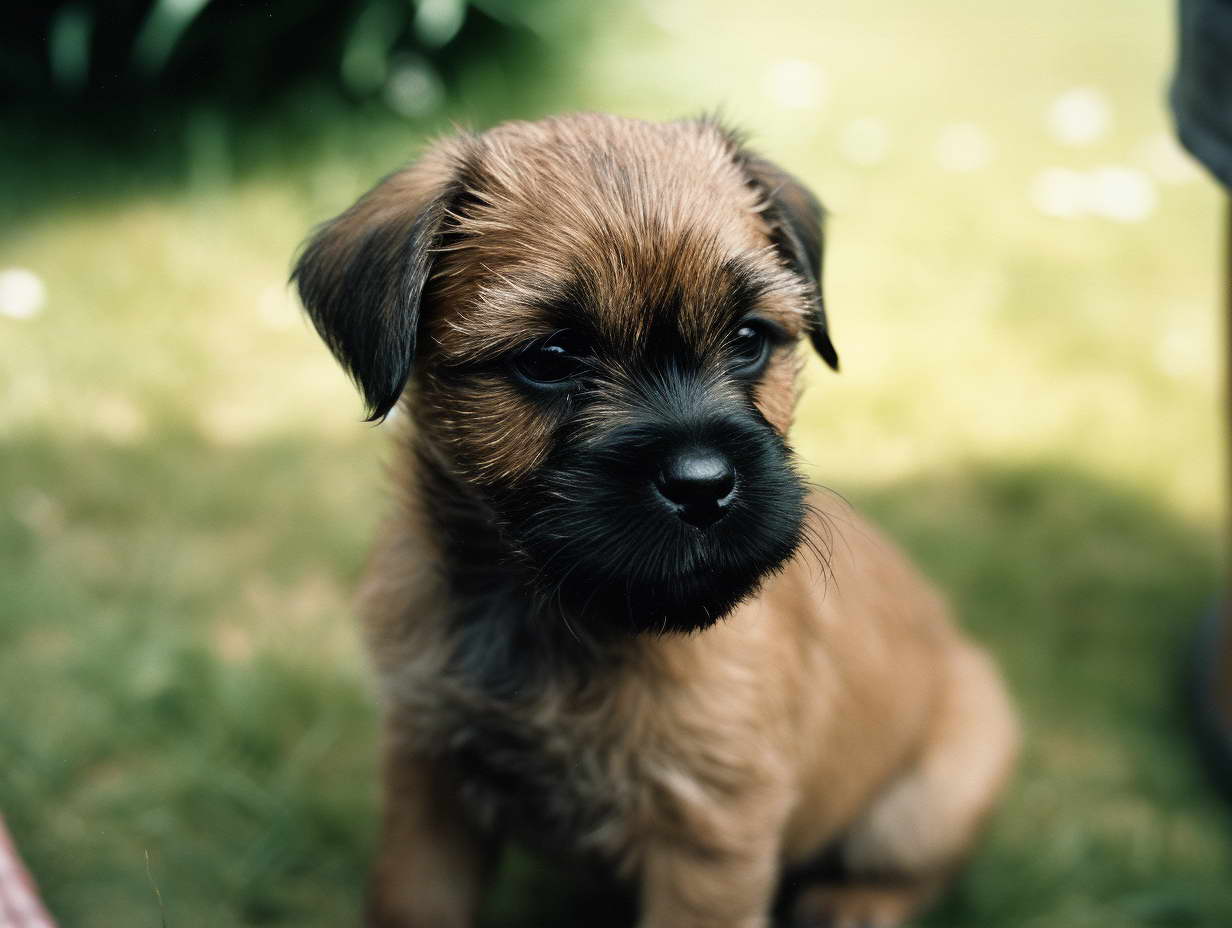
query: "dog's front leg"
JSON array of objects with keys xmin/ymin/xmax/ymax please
[
  {"xmin": 365, "ymin": 740, "xmax": 494, "ymax": 928},
  {"xmin": 638, "ymin": 834, "xmax": 781, "ymax": 928}
]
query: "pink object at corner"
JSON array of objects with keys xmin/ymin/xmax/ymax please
[{"xmin": 0, "ymin": 817, "xmax": 55, "ymax": 928}]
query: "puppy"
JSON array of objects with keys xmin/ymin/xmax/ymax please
[{"xmin": 293, "ymin": 113, "xmax": 1019, "ymax": 928}]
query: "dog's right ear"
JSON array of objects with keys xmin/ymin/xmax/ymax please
[
  {"xmin": 737, "ymin": 154, "xmax": 840, "ymax": 372},
  {"xmin": 291, "ymin": 142, "xmax": 470, "ymax": 421},
  {"xmin": 703, "ymin": 115, "xmax": 840, "ymax": 372}
]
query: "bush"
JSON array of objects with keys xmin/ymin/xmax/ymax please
[{"xmin": 1, "ymin": 0, "xmax": 577, "ymax": 115}]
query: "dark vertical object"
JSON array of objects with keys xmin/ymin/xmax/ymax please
[
  {"xmin": 1220, "ymin": 205, "xmax": 1232, "ymax": 761},
  {"xmin": 1171, "ymin": 0, "xmax": 1232, "ymax": 799}
]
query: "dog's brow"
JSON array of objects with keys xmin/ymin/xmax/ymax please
[
  {"xmin": 715, "ymin": 258, "xmax": 774, "ymax": 322},
  {"xmin": 432, "ymin": 289, "xmax": 590, "ymax": 366},
  {"xmin": 721, "ymin": 253, "xmax": 812, "ymax": 326},
  {"xmin": 446, "ymin": 271, "xmax": 605, "ymax": 356},
  {"xmin": 529, "ymin": 283, "xmax": 597, "ymax": 333},
  {"xmin": 434, "ymin": 253, "xmax": 803, "ymax": 367}
]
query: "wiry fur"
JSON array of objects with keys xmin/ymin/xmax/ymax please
[{"xmin": 292, "ymin": 113, "xmax": 1019, "ymax": 928}]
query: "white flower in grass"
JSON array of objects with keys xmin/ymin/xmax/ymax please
[
  {"xmin": 0, "ymin": 268, "xmax": 46, "ymax": 319},
  {"xmin": 935, "ymin": 123, "xmax": 994, "ymax": 172},
  {"xmin": 1047, "ymin": 87, "xmax": 1111, "ymax": 146},
  {"xmin": 1088, "ymin": 166, "xmax": 1156, "ymax": 222},
  {"xmin": 1029, "ymin": 165, "xmax": 1156, "ymax": 222}
]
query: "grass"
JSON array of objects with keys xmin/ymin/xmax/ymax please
[{"xmin": 2, "ymin": 0, "xmax": 1230, "ymax": 925}]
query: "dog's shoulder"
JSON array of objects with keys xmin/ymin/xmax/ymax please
[{"xmin": 795, "ymin": 490, "xmax": 956, "ymax": 634}]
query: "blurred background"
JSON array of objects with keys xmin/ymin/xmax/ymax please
[{"xmin": 1, "ymin": 0, "xmax": 1228, "ymax": 925}]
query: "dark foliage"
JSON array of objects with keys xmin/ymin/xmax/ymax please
[{"xmin": 1, "ymin": 0, "xmax": 567, "ymax": 113}]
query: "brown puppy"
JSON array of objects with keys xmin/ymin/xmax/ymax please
[{"xmin": 293, "ymin": 113, "xmax": 1019, "ymax": 928}]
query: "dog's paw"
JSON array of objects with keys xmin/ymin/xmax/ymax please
[{"xmin": 788, "ymin": 883, "xmax": 922, "ymax": 928}]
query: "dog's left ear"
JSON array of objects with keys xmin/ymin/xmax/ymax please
[
  {"xmin": 737, "ymin": 153, "xmax": 840, "ymax": 371},
  {"xmin": 291, "ymin": 140, "xmax": 471, "ymax": 420}
]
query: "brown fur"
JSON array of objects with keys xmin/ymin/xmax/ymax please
[{"xmin": 295, "ymin": 114, "xmax": 1019, "ymax": 928}]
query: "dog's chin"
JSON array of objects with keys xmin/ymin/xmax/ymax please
[
  {"xmin": 552, "ymin": 560, "xmax": 786, "ymax": 635},
  {"xmin": 514, "ymin": 504, "xmax": 806, "ymax": 636}
]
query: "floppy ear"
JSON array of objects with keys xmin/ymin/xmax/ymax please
[
  {"xmin": 291, "ymin": 143, "xmax": 468, "ymax": 420},
  {"xmin": 738, "ymin": 153, "xmax": 840, "ymax": 371}
]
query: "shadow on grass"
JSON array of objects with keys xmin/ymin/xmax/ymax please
[
  {"xmin": 0, "ymin": 426, "xmax": 382, "ymax": 927},
  {"xmin": 854, "ymin": 467, "xmax": 1231, "ymax": 928},
  {"xmin": 2, "ymin": 428, "xmax": 1228, "ymax": 927}
]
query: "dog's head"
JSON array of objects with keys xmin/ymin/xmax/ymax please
[{"xmin": 293, "ymin": 114, "xmax": 838, "ymax": 634}]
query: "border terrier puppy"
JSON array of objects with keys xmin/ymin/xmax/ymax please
[{"xmin": 293, "ymin": 113, "xmax": 1019, "ymax": 928}]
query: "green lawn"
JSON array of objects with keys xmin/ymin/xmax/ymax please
[{"xmin": 3, "ymin": 1, "xmax": 1230, "ymax": 925}]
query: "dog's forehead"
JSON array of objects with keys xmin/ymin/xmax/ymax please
[{"xmin": 428, "ymin": 118, "xmax": 809, "ymax": 362}]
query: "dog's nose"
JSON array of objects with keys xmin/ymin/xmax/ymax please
[{"xmin": 654, "ymin": 449, "xmax": 736, "ymax": 527}]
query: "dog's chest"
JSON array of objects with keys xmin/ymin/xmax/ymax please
[{"xmin": 418, "ymin": 666, "xmax": 643, "ymax": 864}]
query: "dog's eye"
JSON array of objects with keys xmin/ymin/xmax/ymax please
[
  {"xmin": 511, "ymin": 334, "xmax": 586, "ymax": 387},
  {"xmin": 730, "ymin": 322, "xmax": 772, "ymax": 376}
]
